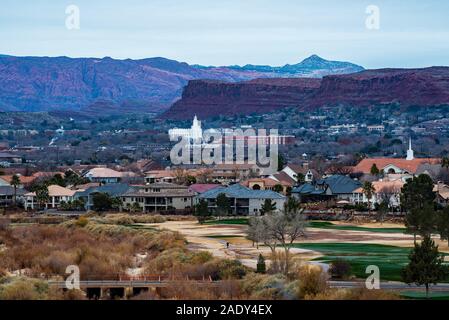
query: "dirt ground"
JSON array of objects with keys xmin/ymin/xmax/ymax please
[{"xmin": 147, "ymin": 220, "xmax": 449, "ymax": 269}]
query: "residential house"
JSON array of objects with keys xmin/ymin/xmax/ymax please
[
  {"xmin": 144, "ymin": 170, "xmax": 176, "ymax": 184},
  {"xmin": 415, "ymin": 164, "xmax": 443, "ymax": 182},
  {"xmin": 122, "ymin": 159, "xmax": 162, "ymax": 175},
  {"xmin": 74, "ymin": 183, "xmax": 134, "ymax": 211},
  {"xmin": 82, "ymin": 167, "xmax": 134, "ymax": 184},
  {"xmin": 0, "ymin": 186, "xmax": 26, "ymax": 207},
  {"xmin": 0, "ymin": 175, "xmax": 38, "ymax": 188},
  {"xmin": 434, "ymin": 183, "xmax": 449, "ymax": 207},
  {"xmin": 241, "ymin": 177, "xmax": 293, "ymax": 195},
  {"xmin": 352, "ymin": 180, "xmax": 404, "ymax": 209},
  {"xmin": 210, "ymin": 164, "xmax": 261, "ymax": 185},
  {"xmin": 122, "ymin": 182, "xmax": 195, "ymax": 213},
  {"xmin": 292, "ymin": 175, "xmax": 362, "ymax": 203},
  {"xmin": 198, "ymin": 183, "xmax": 286, "ymax": 216},
  {"xmin": 279, "ymin": 163, "xmax": 319, "ymax": 183},
  {"xmin": 25, "ymin": 185, "xmax": 76, "ymax": 210}
]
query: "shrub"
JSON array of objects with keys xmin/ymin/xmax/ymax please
[
  {"xmin": 256, "ymin": 254, "xmax": 266, "ymax": 274},
  {"xmin": 147, "ymin": 231, "xmax": 185, "ymax": 252},
  {"xmin": 329, "ymin": 259, "xmax": 352, "ymax": 280},
  {"xmin": 297, "ymin": 265, "xmax": 328, "ymax": 299},
  {"xmin": 240, "ymin": 273, "xmax": 287, "ymax": 299},
  {"xmin": 75, "ymin": 216, "xmax": 89, "ymax": 228},
  {"xmin": 0, "ymin": 278, "xmax": 49, "ymax": 300},
  {"xmin": 204, "ymin": 259, "xmax": 248, "ymax": 281}
]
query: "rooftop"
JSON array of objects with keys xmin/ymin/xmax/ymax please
[{"xmin": 199, "ymin": 183, "xmax": 285, "ymax": 200}]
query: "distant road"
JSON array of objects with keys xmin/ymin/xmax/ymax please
[{"xmin": 329, "ymin": 281, "xmax": 449, "ymax": 291}]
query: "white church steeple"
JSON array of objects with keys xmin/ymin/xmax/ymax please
[
  {"xmin": 406, "ymin": 137, "xmax": 414, "ymax": 161},
  {"xmin": 190, "ymin": 115, "xmax": 202, "ymax": 141}
]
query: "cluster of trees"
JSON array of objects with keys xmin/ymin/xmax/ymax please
[
  {"xmin": 401, "ymin": 175, "xmax": 449, "ymax": 245},
  {"xmin": 91, "ymin": 193, "xmax": 123, "ymax": 212},
  {"xmin": 193, "ymin": 193, "xmax": 232, "ymax": 224},
  {"xmin": 400, "ymin": 174, "xmax": 449, "ymax": 297}
]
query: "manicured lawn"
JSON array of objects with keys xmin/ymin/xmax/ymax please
[
  {"xmin": 292, "ymin": 242, "xmax": 413, "ymax": 281},
  {"xmin": 308, "ymin": 221, "xmax": 406, "ymax": 234},
  {"xmin": 400, "ymin": 291, "xmax": 449, "ymax": 300},
  {"xmin": 204, "ymin": 218, "xmax": 249, "ymax": 225}
]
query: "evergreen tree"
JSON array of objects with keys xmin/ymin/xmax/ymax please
[
  {"xmin": 402, "ymin": 236, "xmax": 448, "ymax": 298},
  {"xmin": 401, "ymin": 174, "xmax": 435, "ymax": 212},
  {"xmin": 277, "ymin": 153, "xmax": 286, "ymax": 172},
  {"xmin": 256, "ymin": 254, "xmax": 266, "ymax": 273},
  {"xmin": 405, "ymin": 203, "xmax": 437, "ymax": 244},
  {"xmin": 92, "ymin": 193, "xmax": 113, "ymax": 212},
  {"xmin": 437, "ymin": 207, "xmax": 449, "ymax": 246},
  {"xmin": 370, "ymin": 163, "xmax": 380, "ymax": 176},
  {"xmin": 194, "ymin": 199, "xmax": 211, "ymax": 224},
  {"xmin": 273, "ymin": 184, "xmax": 284, "ymax": 194},
  {"xmin": 260, "ymin": 199, "xmax": 276, "ymax": 216},
  {"xmin": 216, "ymin": 193, "xmax": 231, "ymax": 217}
]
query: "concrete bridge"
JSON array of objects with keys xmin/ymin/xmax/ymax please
[{"xmin": 48, "ymin": 276, "xmax": 219, "ymax": 299}]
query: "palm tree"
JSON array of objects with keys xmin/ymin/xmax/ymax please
[
  {"xmin": 10, "ymin": 174, "xmax": 21, "ymax": 207},
  {"xmin": 35, "ymin": 185, "xmax": 50, "ymax": 210},
  {"xmin": 362, "ymin": 181, "xmax": 376, "ymax": 214}
]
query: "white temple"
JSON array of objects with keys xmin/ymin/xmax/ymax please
[
  {"xmin": 168, "ymin": 115, "xmax": 203, "ymax": 142},
  {"xmin": 406, "ymin": 137, "xmax": 414, "ymax": 161}
]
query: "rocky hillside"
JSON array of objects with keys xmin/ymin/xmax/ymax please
[
  {"xmin": 0, "ymin": 55, "xmax": 363, "ymax": 113},
  {"xmin": 162, "ymin": 78, "xmax": 321, "ymax": 119},
  {"xmin": 162, "ymin": 67, "xmax": 449, "ymax": 119}
]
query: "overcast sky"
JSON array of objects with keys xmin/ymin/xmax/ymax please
[{"xmin": 1, "ymin": 0, "xmax": 449, "ymax": 69}]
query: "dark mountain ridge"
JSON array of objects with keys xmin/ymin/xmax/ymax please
[{"xmin": 0, "ymin": 54, "xmax": 363, "ymax": 114}]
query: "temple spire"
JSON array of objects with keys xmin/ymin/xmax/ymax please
[{"xmin": 406, "ymin": 137, "xmax": 414, "ymax": 161}]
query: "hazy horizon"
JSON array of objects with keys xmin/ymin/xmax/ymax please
[{"xmin": 1, "ymin": 0, "xmax": 449, "ymax": 69}]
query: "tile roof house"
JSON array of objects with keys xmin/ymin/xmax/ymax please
[
  {"xmin": 198, "ymin": 183, "xmax": 286, "ymax": 216},
  {"xmin": 122, "ymin": 182, "xmax": 195, "ymax": 213},
  {"xmin": 210, "ymin": 164, "xmax": 261, "ymax": 185},
  {"xmin": 352, "ymin": 180, "xmax": 404, "ymax": 208},
  {"xmin": 353, "ymin": 141, "xmax": 440, "ymax": 176},
  {"xmin": 144, "ymin": 170, "xmax": 176, "ymax": 184},
  {"xmin": 353, "ymin": 158, "xmax": 440, "ymax": 175},
  {"xmin": 25, "ymin": 185, "xmax": 76, "ymax": 210},
  {"xmin": 82, "ymin": 168, "xmax": 135, "ymax": 184},
  {"xmin": 0, "ymin": 174, "xmax": 38, "ymax": 187},
  {"xmin": 241, "ymin": 176, "xmax": 293, "ymax": 195}
]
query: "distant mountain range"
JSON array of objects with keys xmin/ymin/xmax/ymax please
[
  {"xmin": 162, "ymin": 67, "xmax": 449, "ymax": 119},
  {"xmin": 0, "ymin": 54, "xmax": 363, "ymax": 114}
]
